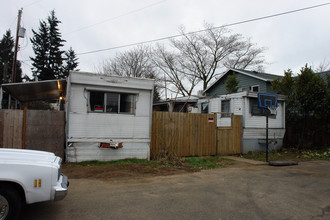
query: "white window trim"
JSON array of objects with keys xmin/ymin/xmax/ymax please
[
  {"xmin": 250, "ymin": 85, "xmax": 260, "ymax": 92},
  {"xmin": 88, "ymin": 90, "xmax": 137, "ymax": 115},
  {"xmin": 221, "ymin": 100, "xmax": 231, "ymax": 117}
]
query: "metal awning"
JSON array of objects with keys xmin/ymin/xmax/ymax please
[{"xmin": 1, "ymin": 79, "xmax": 66, "ymax": 102}]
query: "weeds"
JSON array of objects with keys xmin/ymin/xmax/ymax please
[
  {"xmin": 184, "ymin": 156, "xmax": 233, "ymax": 169},
  {"xmin": 243, "ymin": 148, "xmax": 330, "ymax": 162},
  {"xmin": 65, "ymin": 156, "xmax": 234, "ymax": 170},
  {"xmin": 66, "ymin": 158, "xmax": 151, "ymax": 167}
]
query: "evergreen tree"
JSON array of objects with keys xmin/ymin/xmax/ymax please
[
  {"xmin": 225, "ymin": 73, "xmax": 239, "ymax": 94},
  {"xmin": 30, "ymin": 10, "xmax": 76, "ymax": 80},
  {"xmin": 63, "ymin": 47, "xmax": 79, "ymax": 77},
  {"xmin": 48, "ymin": 10, "xmax": 65, "ymax": 79},
  {"xmin": 272, "ymin": 64, "xmax": 328, "ymax": 149},
  {"xmin": 30, "ymin": 20, "xmax": 51, "ymax": 80},
  {"xmin": 0, "ymin": 30, "xmax": 22, "ymax": 84},
  {"xmin": 295, "ymin": 65, "xmax": 326, "ymax": 118}
]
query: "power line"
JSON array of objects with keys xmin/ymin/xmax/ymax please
[
  {"xmin": 22, "ymin": 0, "xmax": 43, "ymax": 8},
  {"xmin": 77, "ymin": 2, "xmax": 330, "ymax": 56},
  {"xmin": 64, "ymin": 0, "xmax": 168, "ymax": 36}
]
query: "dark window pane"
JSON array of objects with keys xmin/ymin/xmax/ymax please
[
  {"xmin": 106, "ymin": 92, "xmax": 119, "ymax": 113},
  {"xmin": 90, "ymin": 91, "xmax": 104, "ymax": 112},
  {"xmin": 120, "ymin": 94, "xmax": 135, "ymax": 113},
  {"xmin": 250, "ymin": 98, "xmax": 271, "ymax": 116},
  {"xmin": 221, "ymin": 100, "xmax": 231, "ymax": 117},
  {"xmin": 201, "ymin": 102, "xmax": 208, "ymax": 113},
  {"xmin": 251, "ymin": 86, "xmax": 259, "ymax": 92}
]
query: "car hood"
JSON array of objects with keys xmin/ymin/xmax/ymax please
[{"xmin": 0, "ymin": 148, "xmax": 58, "ymax": 165}]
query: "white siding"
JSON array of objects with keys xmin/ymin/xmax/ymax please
[
  {"xmin": 66, "ymin": 72, "xmax": 154, "ymax": 161},
  {"xmin": 233, "ymin": 97, "xmax": 243, "ymax": 115},
  {"xmin": 67, "ymin": 142, "xmax": 149, "ymax": 162},
  {"xmin": 218, "ymin": 116, "xmax": 232, "ymax": 127},
  {"xmin": 68, "ymin": 113, "xmax": 150, "ymax": 140},
  {"xmin": 244, "ymin": 98, "xmax": 285, "ymax": 129},
  {"xmin": 209, "ymin": 98, "xmax": 220, "ymax": 113},
  {"xmin": 70, "ymin": 71, "xmax": 154, "ymax": 90},
  {"xmin": 243, "ymin": 128, "xmax": 285, "ymax": 139}
]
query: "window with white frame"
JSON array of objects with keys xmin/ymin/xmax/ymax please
[
  {"xmin": 250, "ymin": 85, "xmax": 259, "ymax": 92},
  {"xmin": 221, "ymin": 100, "xmax": 231, "ymax": 117},
  {"xmin": 89, "ymin": 91, "xmax": 136, "ymax": 114}
]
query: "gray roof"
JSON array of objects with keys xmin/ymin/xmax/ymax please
[
  {"xmin": 154, "ymin": 96, "xmax": 199, "ymax": 105},
  {"xmin": 315, "ymin": 70, "xmax": 330, "ymax": 80},
  {"xmin": 232, "ymin": 69, "xmax": 281, "ymax": 81},
  {"xmin": 204, "ymin": 68, "xmax": 282, "ymax": 93}
]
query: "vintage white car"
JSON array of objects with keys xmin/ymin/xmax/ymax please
[{"xmin": 0, "ymin": 148, "xmax": 69, "ymax": 220}]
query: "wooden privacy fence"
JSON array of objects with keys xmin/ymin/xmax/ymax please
[
  {"xmin": 217, "ymin": 115, "xmax": 242, "ymax": 155},
  {"xmin": 150, "ymin": 111, "xmax": 241, "ymax": 158},
  {"xmin": 0, "ymin": 109, "xmax": 65, "ymax": 158}
]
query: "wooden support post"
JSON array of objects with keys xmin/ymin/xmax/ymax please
[{"xmin": 22, "ymin": 106, "xmax": 27, "ymax": 149}]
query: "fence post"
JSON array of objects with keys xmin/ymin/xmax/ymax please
[{"xmin": 22, "ymin": 106, "xmax": 27, "ymax": 149}]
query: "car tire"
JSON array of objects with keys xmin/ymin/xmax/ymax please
[{"xmin": 0, "ymin": 184, "xmax": 22, "ymax": 220}]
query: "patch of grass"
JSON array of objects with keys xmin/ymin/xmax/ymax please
[
  {"xmin": 65, "ymin": 156, "xmax": 235, "ymax": 171},
  {"xmin": 184, "ymin": 156, "xmax": 233, "ymax": 169},
  {"xmin": 243, "ymin": 148, "xmax": 330, "ymax": 162},
  {"xmin": 66, "ymin": 158, "xmax": 151, "ymax": 167}
]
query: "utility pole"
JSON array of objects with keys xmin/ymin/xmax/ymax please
[{"xmin": 11, "ymin": 8, "xmax": 23, "ymax": 83}]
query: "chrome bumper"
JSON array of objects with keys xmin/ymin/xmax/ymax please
[{"xmin": 54, "ymin": 174, "xmax": 69, "ymax": 201}]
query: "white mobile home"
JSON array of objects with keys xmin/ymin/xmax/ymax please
[
  {"xmin": 65, "ymin": 71, "xmax": 154, "ymax": 162},
  {"xmin": 198, "ymin": 91, "xmax": 286, "ymax": 153}
]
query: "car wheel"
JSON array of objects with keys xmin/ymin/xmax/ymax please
[{"xmin": 0, "ymin": 184, "xmax": 22, "ymax": 220}]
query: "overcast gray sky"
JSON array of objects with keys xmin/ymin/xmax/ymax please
[{"xmin": 1, "ymin": 0, "xmax": 330, "ymax": 79}]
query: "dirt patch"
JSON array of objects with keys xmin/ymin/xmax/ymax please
[
  {"xmin": 62, "ymin": 159, "xmax": 240, "ymax": 180},
  {"xmin": 63, "ymin": 163, "xmax": 198, "ymax": 180}
]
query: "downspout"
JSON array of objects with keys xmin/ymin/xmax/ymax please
[
  {"xmin": 64, "ymin": 74, "xmax": 72, "ymax": 162},
  {"xmin": 148, "ymin": 83, "xmax": 154, "ymax": 160}
]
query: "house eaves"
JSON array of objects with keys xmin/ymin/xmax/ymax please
[
  {"xmin": 203, "ymin": 68, "xmax": 282, "ymax": 94},
  {"xmin": 232, "ymin": 69, "xmax": 280, "ymax": 82}
]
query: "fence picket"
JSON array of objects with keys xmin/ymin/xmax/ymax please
[{"xmin": 150, "ymin": 112, "xmax": 241, "ymax": 158}]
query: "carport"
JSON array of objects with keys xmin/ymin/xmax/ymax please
[
  {"xmin": 0, "ymin": 79, "xmax": 66, "ymax": 109},
  {"xmin": 0, "ymin": 79, "xmax": 67, "ymax": 158}
]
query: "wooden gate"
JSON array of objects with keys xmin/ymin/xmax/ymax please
[
  {"xmin": 150, "ymin": 111, "xmax": 241, "ymax": 158},
  {"xmin": 0, "ymin": 109, "xmax": 65, "ymax": 158},
  {"xmin": 217, "ymin": 115, "xmax": 242, "ymax": 155}
]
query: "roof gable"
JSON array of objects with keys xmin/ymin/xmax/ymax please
[{"xmin": 204, "ymin": 68, "xmax": 282, "ymax": 93}]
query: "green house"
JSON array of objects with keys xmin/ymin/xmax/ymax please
[{"xmin": 204, "ymin": 68, "xmax": 281, "ymax": 96}]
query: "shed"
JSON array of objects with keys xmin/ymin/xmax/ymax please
[{"xmin": 65, "ymin": 71, "xmax": 154, "ymax": 162}]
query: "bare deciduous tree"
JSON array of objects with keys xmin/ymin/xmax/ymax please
[
  {"xmin": 223, "ymin": 38, "xmax": 265, "ymax": 71},
  {"xmin": 99, "ymin": 45, "xmax": 161, "ymax": 101},
  {"xmin": 99, "ymin": 45, "xmax": 155, "ymax": 79},
  {"xmin": 152, "ymin": 44, "xmax": 200, "ymax": 97},
  {"xmin": 99, "ymin": 24, "xmax": 266, "ymax": 99},
  {"xmin": 313, "ymin": 59, "xmax": 330, "ymax": 72},
  {"xmin": 154, "ymin": 24, "xmax": 266, "ymax": 92}
]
